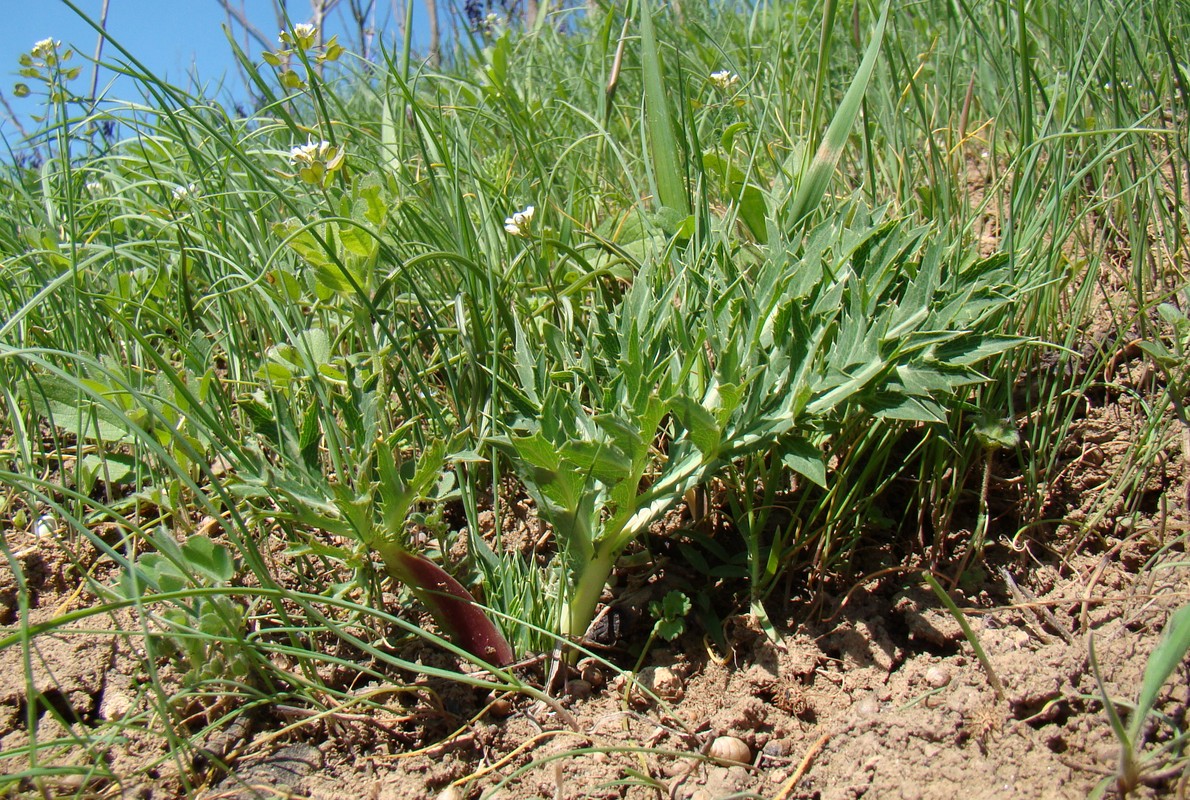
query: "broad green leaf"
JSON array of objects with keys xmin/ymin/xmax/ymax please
[
  {"xmin": 239, "ymin": 397, "xmax": 280, "ymax": 447},
  {"xmin": 338, "ymin": 222, "xmax": 377, "ymax": 258},
  {"xmin": 930, "ymin": 336, "xmax": 1028, "ymax": 366},
  {"xmin": 513, "ymin": 315, "xmax": 540, "ymax": 405},
  {"xmin": 509, "ymin": 431, "xmax": 561, "ymax": 473},
  {"xmin": 275, "ymin": 219, "xmax": 332, "ymax": 268},
  {"xmin": 137, "ymin": 553, "xmax": 188, "ymax": 594},
  {"xmin": 708, "ymin": 381, "xmax": 744, "ymax": 427},
  {"xmin": 653, "ymin": 206, "xmax": 694, "ymax": 238},
  {"xmin": 256, "ymin": 360, "xmax": 294, "ymax": 386},
  {"xmin": 896, "ymin": 364, "xmax": 984, "ymax": 394},
  {"xmin": 866, "ymin": 391, "xmax": 947, "ymax": 423},
  {"xmin": 180, "ymin": 535, "xmax": 236, "ymax": 583},
  {"xmin": 298, "ymin": 400, "xmax": 322, "ymax": 470},
  {"xmin": 25, "ymin": 373, "xmax": 135, "ymax": 443},
  {"xmin": 295, "ymin": 328, "xmax": 331, "ymax": 367},
  {"xmin": 782, "ymin": 439, "xmax": 827, "ymax": 488},
  {"xmin": 379, "ymin": 95, "xmax": 402, "ymax": 173},
  {"xmin": 807, "ymin": 360, "xmax": 886, "ymax": 415},
  {"xmin": 703, "ymin": 152, "xmax": 768, "ymax": 244},
  {"xmin": 1137, "ymin": 339, "xmax": 1176, "ymax": 367},
  {"xmin": 560, "ymin": 439, "xmax": 632, "ymax": 484},
  {"xmin": 80, "ymin": 452, "xmax": 143, "ymax": 487},
  {"xmin": 356, "ymin": 178, "xmax": 388, "ymax": 227},
  {"xmin": 594, "ymin": 414, "xmax": 647, "ymax": 462},
  {"xmin": 973, "ymin": 417, "xmax": 1019, "ymax": 450}
]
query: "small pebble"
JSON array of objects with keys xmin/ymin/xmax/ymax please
[
  {"xmin": 99, "ymin": 691, "xmax": 134, "ymax": 721},
  {"xmin": 762, "ymin": 738, "xmax": 792, "ymax": 757},
  {"xmin": 485, "ymin": 692, "xmax": 513, "ymax": 717},
  {"xmin": 564, "ymin": 679, "xmax": 593, "ymax": 700},
  {"xmin": 925, "ymin": 666, "xmax": 951, "ymax": 689},
  {"xmin": 853, "ymin": 695, "xmax": 880, "ymax": 716},
  {"xmin": 639, "ymin": 666, "xmax": 684, "ymax": 701},
  {"xmin": 578, "ymin": 660, "xmax": 605, "ymax": 689}
]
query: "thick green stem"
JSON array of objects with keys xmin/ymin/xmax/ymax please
[{"xmin": 561, "ymin": 548, "xmax": 618, "ymax": 646}]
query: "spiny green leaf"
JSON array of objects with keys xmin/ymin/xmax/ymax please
[{"xmin": 669, "ymin": 395, "xmax": 721, "ymax": 460}]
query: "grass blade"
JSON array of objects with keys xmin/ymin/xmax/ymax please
[
  {"xmin": 786, "ymin": 0, "xmax": 891, "ymax": 229},
  {"xmin": 923, "ymin": 572, "xmax": 1004, "ymax": 702},
  {"xmin": 1127, "ymin": 603, "xmax": 1190, "ymax": 744},
  {"xmin": 638, "ymin": 0, "xmax": 689, "ymax": 216}
]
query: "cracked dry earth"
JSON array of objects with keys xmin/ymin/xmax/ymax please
[{"xmin": 2, "ymin": 379, "xmax": 1188, "ymax": 799}]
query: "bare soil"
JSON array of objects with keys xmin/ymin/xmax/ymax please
[{"xmin": 2, "ymin": 317, "xmax": 1188, "ymax": 799}]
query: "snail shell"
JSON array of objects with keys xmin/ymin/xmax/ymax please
[{"xmin": 708, "ymin": 735, "xmax": 751, "ymax": 765}]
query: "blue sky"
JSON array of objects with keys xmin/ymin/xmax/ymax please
[{"xmin": 4, "ymin": 0, "xmax": 429, "ymax": 148}]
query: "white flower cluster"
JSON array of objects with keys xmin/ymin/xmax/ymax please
[
  {"xmin": 173, "ymin": 183, "xmax": 199, "ymax": 203},
  {"xmin": 709, "ymin": 70, "xmax": 740, "ymax": 91},
  {"xmin": 288, "ymin": 139, "xmax": 347, "ymax": 185},
  {"xmin": 32, "ymin": 38, "xmax": 59, "ymax": 60},
  {"xmin": 290, "ymin": 140, "xmax": 335, "ymax": 167},
  {"xmin": 279, "ymin": 22, "xmax": 318, "ymax": 49},
  {"xmin": 504, "ymin": 205, "xmax": 535, "ymax": 237}
]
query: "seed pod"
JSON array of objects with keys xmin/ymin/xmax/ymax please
[
  {"xmin": 577, "ymin": 658, "xmax": 605, "ymax": 689},
  {"xmin": 708, "ymin": 735, "xmax": 751, "ymax": 766},
  {"xmin": 485, "ymin": 691, "xmax": 514, "ymax": 717}
]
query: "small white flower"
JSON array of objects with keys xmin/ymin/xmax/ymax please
[
  {"xmin": 484, "ymin": 12, "xmax": 503, "ymax": 28},
  {"xmin": 288, "ymin": 139, "xmax": 346, "ymax": 184},
  {"xmin": 34, "ymin": 514, "xmax": 55, "ymax": 538},
  {"xmin": 85, "ymin": 181, "xmax": 104, "ymax": 196},
  {"xmin": 504, "ymin": 205, "xmax": 535, "ymax": 237},
  {"xmin": 709, "ymin": 70, "xmax": 739, "ymax": 91},
  {"xmin": 290, "ymin": 140, "xmax": 329, "ymax": 166},
  {"xmin": 173, "ymin": 183, "xmax": 198, "ymax": 202},
  {"xmin": 32, "ymin": 38, "xmax": 59, "ymax": 60},
  {"xmin": 280, "ymin": 23, "xmax": 318, "ymax": 48}
]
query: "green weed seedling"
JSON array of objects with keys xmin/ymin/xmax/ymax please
[
  {"xmin": 1138, "ymin": 299, "xmax": 1190, "ymax": 430},
  {"xmin": 125, "ymin": 533, "xmax": 254, "ymax": 690},
  {"xmin": 1090, "ymin": 604, "xmax": 1190, "ymax": 797},
  {"xmin": 235, "ymin": 436, "xmax": 515, "ymax": 667},
  {"xmin": 643, "ymin": 591, "xmax": 692, "ymax": 667}
]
